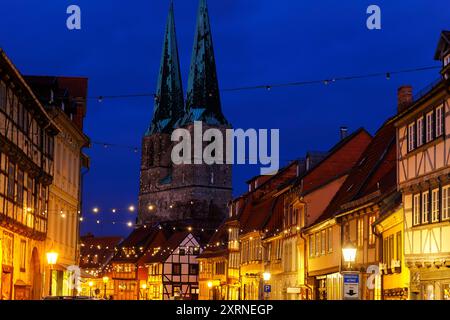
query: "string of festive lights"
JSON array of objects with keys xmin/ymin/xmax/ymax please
[{"xmin": 86, "ymin": 65, "xmax": 439, "ymax": 102}]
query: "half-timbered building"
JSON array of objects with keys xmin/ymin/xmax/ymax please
[
  {"xmin": 396, "ymin": 31, "xmax": 450, "ymax": 300},
  {"xmin": 143, "ymin": 231, "xmax": 201, "ymax": 300},
  {"xmin": 0, "ymin": 48, "xmax": 59, "ymax": 300}
]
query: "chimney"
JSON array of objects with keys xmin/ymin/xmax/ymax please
[
  {"xmin": 340, "ymin": 126, "xmax": 348, "ymax": 140},
  {"xmin": 397, "ymin": 85, "xmax": 413, "ymax": 114}
]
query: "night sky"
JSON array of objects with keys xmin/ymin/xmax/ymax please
[{"xmin": 1, "ymin": 1, "xmax": 448, "ymax": 237}]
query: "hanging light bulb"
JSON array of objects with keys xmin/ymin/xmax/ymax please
[
  {"xmin": 98, "ymin": 96, "xmax": 103, "ymax": 103},
  {"xmin": 386, "ymin": 72, "xmax": 391, "ymax": 80}
]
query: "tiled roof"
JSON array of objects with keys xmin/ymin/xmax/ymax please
[
  {"xmin": 111, "ymin": 225, "xmax": 169, "ymax": 263},
  {"xmin": 299, "ymin": 128, "xmax": 372, "ymax": 195},
  {"xmin": 79, "ymin": 235, "xmax": 123, "ymax": 269},
  {"xmin": 313, "ymin": 118, "xmax": 397, "ymax": 226},
  {"xmin": 142, "ymin": 231, "xmax": 191, "ymax": 264}
]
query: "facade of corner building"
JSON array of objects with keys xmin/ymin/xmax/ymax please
[
  {"xmin": 0, "ymin": 49, "xmax": 59, "ymax": 300},
  {"xmin": 25, "ymin": 75, "xmax": 90, "ymax": 298},
  {"xmin": 197, "ymin": 196, "xmax": 244, "ymax": 301},
  {"xmin": 373, "ymin": 194, "xmax": 410, "ymax": 300},
  {"xmin": 277, "ymin": 128, "xmax": 372, "ymax": 300},
  {"xmin": 142, "ymin": 232, "xmax": 201, "ymax": 300},
  {"xmin": 395, "ymin": 31, "xmax": 450, "ymax": 300},
  {"xmin": 110, "ymin": 223, "xmax": 204, "ymax": 300},
  {"xmin": 305, "ymin": 116, "xmax": 399, "ymax": 300},
  {"xmin": 239, "ymin": 161, "xmax": 299, "ymax": 300}
]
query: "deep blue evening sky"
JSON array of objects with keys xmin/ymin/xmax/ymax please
[{"xmin": 1, "ymin": 1, "xmax": 448, "ymax": 236}]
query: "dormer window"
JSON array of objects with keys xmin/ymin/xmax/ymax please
[{"xmin": 444, "ymin": 54, "xmax": 450, "ymax": 67}]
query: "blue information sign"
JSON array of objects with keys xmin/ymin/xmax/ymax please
[{"xmin": 264, "ymin": 285, "xmax": 271, "ymax": 293}]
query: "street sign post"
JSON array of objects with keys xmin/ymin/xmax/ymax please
[
  {"xmin": 264, "ymin": 285, "xmax": 271, "ymax": 293},
  {"xmin": 342, "ymin": 272, "xmax": 360, "ymax": 300}
]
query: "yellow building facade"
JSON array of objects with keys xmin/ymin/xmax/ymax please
[{"xmin": 374, "ymin": 205, "xmax": 410, "ymax": 299}]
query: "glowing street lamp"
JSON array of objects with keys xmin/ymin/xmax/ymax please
[
  {"xmin": 88, "ymin": 281, "xmax": 94, "ymax": 297},
  {"xmin": 342, "ymin": 241, "xmax": 357, "ymax": 269},
  {"xmin": 141, "ymin": 283, "xmax": 148, "ymax": 300},
  {"xmin": 102, "ymin": 276, "xmax": 109, "ymax": 299},
  {"xmin": 46, "ymin": 251, "xmax": 58, "ymax": 296},
  {"xmin": 128, "ymin": 205, "xmax": 135, "ymax": 212},
  {"xmin": 262, "ymin": 272, "xmax": 271, "ymax": 282}
]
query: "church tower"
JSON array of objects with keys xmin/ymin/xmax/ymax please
[{"xmin": 138, "ymin": 0, "xmax": 232, "ymax": 229}]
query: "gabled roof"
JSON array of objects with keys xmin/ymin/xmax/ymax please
[
  {"xmin": 111, "ymin": 225, "xmax": 169, "ymax": 263},
  {"xmin": 434, "ymin": 30, "xmax": 450, "ymax": 60},
  {"xmin": 141, "ymin": 231, "xmax": 192, "ymax": 264},
  {"xmin": 313, "ymin": 118, "xmax": 397, "ymax": 226},
  {"xmin": 79, "ymin": 235, "xmax": 123, "ymax": 270},
  {"xmin": 295, "ymin": 128, "xmax": 372, "ymax": 195}
]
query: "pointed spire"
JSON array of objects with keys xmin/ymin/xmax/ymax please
[
  {"xmin": 147, "ymin": 1, "xmax": 184, "ymax": 135},
  {"xmin": 184, "ymin": 0, "xmax": 229, "ymax": 126}
]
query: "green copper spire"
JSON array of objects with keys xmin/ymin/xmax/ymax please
[
  {"xmin": 183, "ymin": 0, "xmax": 229, "ymax": 126},
  {"xmin": 147, "ymin": 1, "xmax": 184, "ymax": 135}
]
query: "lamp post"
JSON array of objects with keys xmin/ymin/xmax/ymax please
[
  {"xmin": 342, "ymin": 241, "xmax": 357, "ymax": 270},
  {"xmin": 262, "ymin": 272, "xmax": 271, "ymax": 300},
  {"xmin": 141, "ymin": 283, "xmax": 148, "ymax": 300},
  {"xmin": 207, "ymin": 281, "xmax": 213, "ymax": 300},
  {"xmin": 88, "ymin": 281, "xmax": 94, "ymax": 298},
  {"xmin": 46, "ymin": 251, "xmax": 58, "ymax": 296},
  {"xmin": 342, "ymin": 241, "xmax": 359, "ymax": 300},
  {"xmin": 102, "ymin": 276, "xmax": 109, "ymax": 299}
]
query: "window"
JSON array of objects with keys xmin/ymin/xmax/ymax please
[
  {"xmin": 7, "ymin": 163, "xmax": 14, "ymax": 199},
  {"xmin": 443, "ymin": 185, "xmax": 450, "ymax": 220},
  {"xmin": 189, "ymin": 264, "xmax": 198, "ymax": 275},
  {"xmin": 172, "ymin": 263, "xmax": 181, "ymax": 275},
  {"xmin": 422, "ymin": 191, "xmax": 430, "ymax": 224},
  {"xmin": 408, "ymin": 123, "xmax": 416, "ymax": 151},
  {"xmin": 309, "ymin": 235, "xmax": 314, "ymax": 257},
  {"xmin": 315, "ymin": 232, "xmax": 320, "ymax": 256},
  {"xmin": 368, "ymin": 215, "xmax": 376, "ymax": 245},
  {"xmin": 178, "ymin": 248, "xmax": 186, "ymax": 256},
  {"xmin": 17, "ymin": 169, "xmax": 24, "ymax": 206},
  {"xmin": 321, "ymin": 230, "xmax": 326, "ymax": 255},
  {"xmin": 292, "ymin": 208, "xmax": 298, "ymax": 226},
  {"xmin": 413, "ymin": 194, "xmax": 421, "ymax": 225},
  {"xmin": 426, "ymin": 111, "xmax": 434, "ymax": 143},
  {"xmin": 417, "ymin": 117, "xmax": 424, "ymax": 147},
  {"xmin": 436, "ymin": 106, "xmax": 444, "ymax": 137},
  {"xmin": 327, "ymin": 228, "xmax": 333, "ymax": 253},
  {"xmin": 20, "ymin": 240, "xmax": 26, "ymax": 272},
  {"xmin": 0, "ymin": 81, "xmax": 6, "ymax": 111},
  {"xmin": 357, "ymin": 217, "xmax": 364, "ymax": 247},
  {"xmin": 215, "ymin": 261, "xmax": 225, "ymax": 275},
  {"xmin": 396, "ymin": 231, "xmax": 402, "ymax": 262},
  {"xmin": 432, "ymin": 188, "xmax": 440, "ymax": 222}
]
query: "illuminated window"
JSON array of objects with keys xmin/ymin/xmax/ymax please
[
  {"xmin": 357, "ymin": 217, "xmax": 364, "ymax": 247},
  {"xmin": 327, "ymin": 228, "xmax": 333, "ymax": 253},
  {"xmin": 413, "ymin": 194, "xmax": 421, "ymax": 225},
  {"xmin": 408, "ymin": 123, "xmax": 416, "ymax": 151},
  {"xmin": 443, "ymin": 185, "xmax": 450, "ymax": 221},
  {"xmin": 422, "ymin": 191, "xmax": 430, "ymax": 224},
  {"xmin": 368, "ymin": 215, "xmax": 376, "ymax": 245},
  {"xmin": 417, "ymin": 117, "xmax": 424, "ymax": 147},
  {"xmin": 309, "ymin": 235, "xmax": 314, "ymax": 257},
  {"xmin": 432, "ymin": 188, "xmax": 440, "ymax": 222}
]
